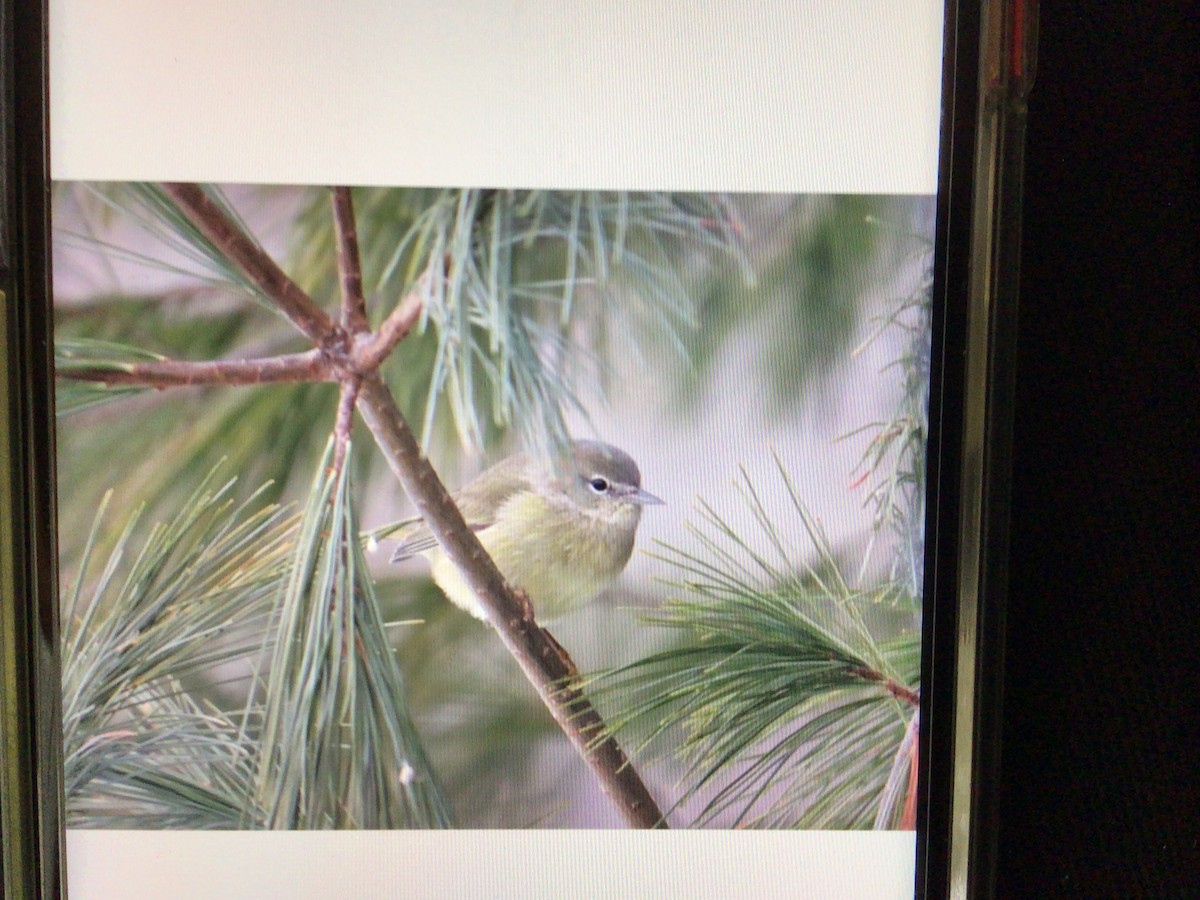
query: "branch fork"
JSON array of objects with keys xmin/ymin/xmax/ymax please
[{"xmin": 64, "ymin": 183, "xmax": 666, "ymax": 829}]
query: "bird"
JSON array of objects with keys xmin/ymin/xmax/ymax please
[{"xmin": 390, "ymin": 440, "xmax": 662, "ymax": 621}]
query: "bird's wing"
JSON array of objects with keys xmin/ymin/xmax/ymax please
[
  {"xmin": 389, "ymin": 451, "xmax": 533, "ymax": 562},
  {"xmin": 389, "ymin": 525, "xmax": 439, "ymax": 561}
]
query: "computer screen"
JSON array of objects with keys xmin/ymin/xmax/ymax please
[{"xmin": 38, "ymin": 3, "xmax": 992, "ymax": 897}]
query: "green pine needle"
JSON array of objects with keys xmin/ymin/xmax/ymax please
[
  {"xmin": 62, "ymin": 466, "xmax": 294, "ymax": 827},
  {"xmin": 593, "ymin": 463, "xmax": 920, "ymax": 829},
  {"xmin": 254, "ymin": 440, "xmax": 452, "ymax": 828}
]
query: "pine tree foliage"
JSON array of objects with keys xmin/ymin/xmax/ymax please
[
  {"xmin": 54, "ymin": 185, "xmax": 747, "ymax": 551},
  {"xmin": 54, "ymin": 183, "xmax": 931, "ymax": 828},
  {"xmin": 288, "ymin": 188, "xmax": 747, "ymax": 455},
  {"xmin": 61, "ymin": 454, "xmax": 452, "ymax": 828},
  {"xmin": 255, "ymin": 441, "xmax": 451, "ymax": 828},
  {"xmin": 596, "ymin": 238, "xmax": 932, "ymax": 829},
  {"xmin": 595, "ymin": 461, "xmax": 920, "ymax": 828},
  {"xmin": 55, "ymin": 183, "xmax": 338, "ymax": 561},
  {"xmin": 61, "ymin": 470, "xmax": 291, "ymax": 827},
  {"xmin": 846, "ymin": 234, "xmax": 933, "ymax": 594}
]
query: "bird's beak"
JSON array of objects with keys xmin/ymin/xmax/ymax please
[{"xmin": 630, "ymin": 487, "xmax": 665, "ymax": 506}]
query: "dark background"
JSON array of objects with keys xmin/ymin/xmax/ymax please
[{"xmin": 996, "ymin": 3, "xmax": 1197, "ymax": 896}]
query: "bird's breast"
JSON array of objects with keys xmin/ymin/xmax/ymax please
[{"xmin": 430, "ymin": 491, "xmax": 639, "ymax": 621}]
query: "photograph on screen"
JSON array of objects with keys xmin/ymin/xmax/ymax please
[{"xmin": 52, "ymin": 184, "xmax": 932, "ymax": 831}]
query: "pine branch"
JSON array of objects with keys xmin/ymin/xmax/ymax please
[
  {"xmin": 61, "ymin": 473, "xmax": 295, "ymax": 827},
  {"xmin": 129, "ymin": 182, "xmax": 666, "ymax": 829},
  {"xmin": 356, "ymin": 375, "xmax": 666, "ymax": 828},
  {"xmin": 161, "ymin": 183, "xmax": 340, "ymax": 349},
  {"xmin": 847, "ymin": 666, "xmax": 920, "ymax": 707},
  {"xmin": 352, "ymin": 281, "xmax": 425, "ymax": 371},
  {"xmin": 56, "ymin": 319, "xmax": 425, "ymax": 391},
  {"xmin": 332, "ymin": 377, "xmax": 360, "ymax": 473},
  {"xmin": 594, "ymin": 460, "xmax": 921, "ymax": 828},
  {"xmin": 58, "ymin": 349, "xmax": 332, "ymax": 389},
  {"xmin": 901, "ymin": 723, "xmax": 919, "ymax": 829},
  {"xmin": 255, "ymin": 443, "xmax": 452, "ymax": 828},
  {"xmin": 331, "ymin": 186, "xmax": 369, "ymax": 333}
]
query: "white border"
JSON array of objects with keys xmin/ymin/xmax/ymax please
[
  {"xmin": 50, "ymin": 1, "xmax": 943, "ymax": 192},
  {"xmin": 67, "ymin": 831, "xmax": 917, "ymax": 900}
]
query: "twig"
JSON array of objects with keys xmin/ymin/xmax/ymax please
[
  {"xmin": 331, "ymin": 187, "xmax": 369, "ymax": 333},
  {"xmin": 848, "ymin": 665, "xmax": 920, "ymax": 707},
  {"xmin": 901, "ymin": 720, "xmax": 918, "ymax": 830},
  {"xmin": 352, "ymin": 286, "xmax": 424, "ymax": 372},
  {"xmin": 355, "ymin": 375, "xmax": 667, "ymax": 828},
  {"xmin": 160, "ymin": 183, "xmax": 340, "ymax": 350},
  {"xmin": 332, "ymin": 377, "xmax": 360, "ymax": 473},
  {"xmin": 58, "ymin": 349, "xmax": 334, "ymax": 389}
]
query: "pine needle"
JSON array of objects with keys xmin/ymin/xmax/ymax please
[{"xmin": 593, "ymin": 462, "xmax": 921, "ymax": 829}]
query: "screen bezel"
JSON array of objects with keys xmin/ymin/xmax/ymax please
[{"xmin": 2, "ymin": 1, "xmax": 65, "ymax": 896}]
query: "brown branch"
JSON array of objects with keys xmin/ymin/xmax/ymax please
[
  {"xmin": 122, "ymin": 183, "xmax": 663, "ymax": 828},
  {"xmin": 352, "ymin": 286, "xmax": 424, "ymax": 372},
  {"xmin": 330, "ymin": 184, "xmax": 425, "ymax": 373},
  {"xmin": 354, "ymin": 374, "xmax": 667, "ymax": 829},
  {"xmin": 160, "ymin": 183, "xmax": 340, "ymax": 349},
  {"xmin": 848, "ymin": 666, "xmax": 921, "ymax": 706},
  {"xmin": 901, "ymin": 719, "xmax": 919, "ymax": 830},
  {"xmin": 331, "ymin": 187, "xmax": 369, "ymax": 334},
  {"xmin": 58, "ymin": 349, "xmax": 334, "ymax": 389},
  {"xmin": 332, "ymin": 377, "xmax": 361, "ymax": 473}
]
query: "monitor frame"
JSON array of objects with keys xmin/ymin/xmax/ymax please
[{"xmin": 1, "ymin": 1, "xmax": 1032, "ymax": 896}]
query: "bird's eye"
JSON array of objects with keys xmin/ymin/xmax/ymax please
[{"xmin": 587, "ymin": 477, "xmax": 610, "ymax": 494}]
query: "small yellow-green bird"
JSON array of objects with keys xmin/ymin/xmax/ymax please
[{"xmin": 390, "ymin": 440, "xmax": 662, "ymax": 621}]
